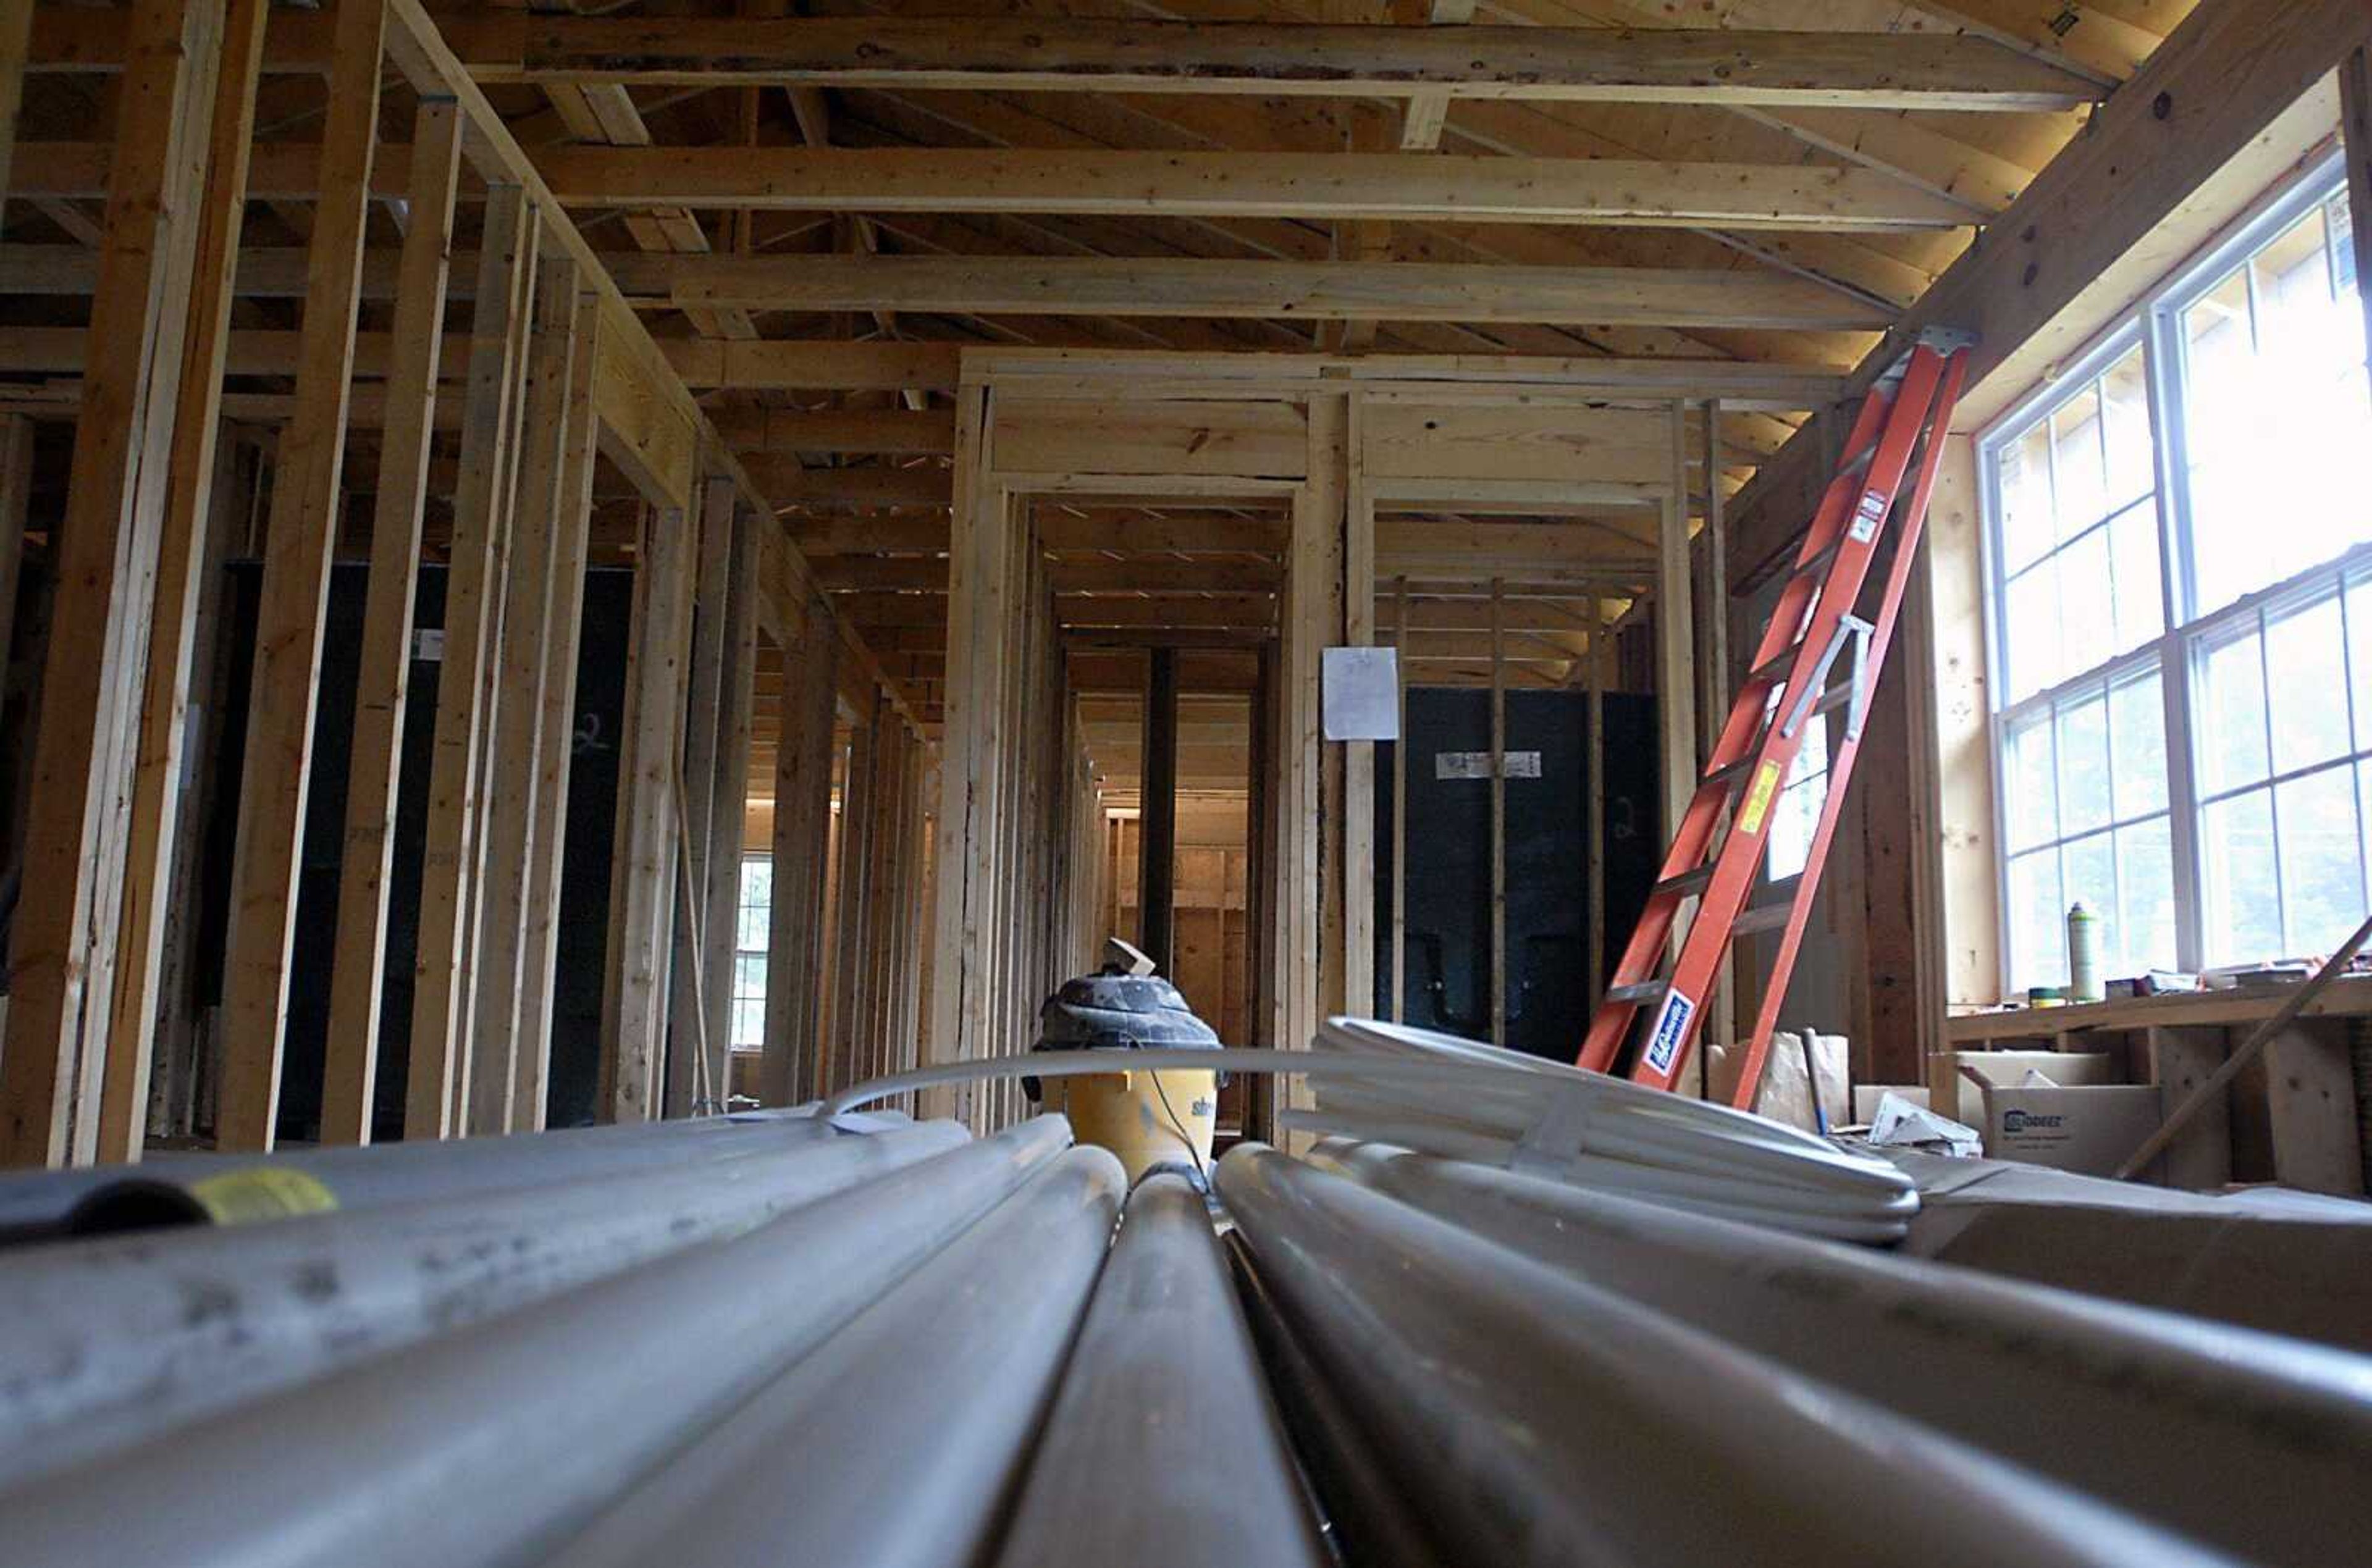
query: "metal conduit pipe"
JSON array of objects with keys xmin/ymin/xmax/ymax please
[
  {"xmin": 1221, "ymin": 1231, "xmax": 1446, "ymax": 1568},
  {"xmin": 1313, "ymin": 1139, "xmax": 2372, "ymax": 1568},
  {"xmin": 0, "ymin": 1117, "xmax": 1072, "ymax": 1568},
  {"xmin": 1215, "ymin": 1146, "xmax": 2235, "ymax": 1568},
  {"xmin": 992, "ymin": 1175, "xmax": 1327, "ymax": 1568},
  {"xmin": 0, "ymin": 1104, "xmax": 866, "ymax": 1244},
  {"xmin": 0, "ymin": 1117, "xmax": 971, "ymax": 1488},
  {"xmin": 544, "ymin": 1146, "xmax": 1127, "ymax": 1568}
]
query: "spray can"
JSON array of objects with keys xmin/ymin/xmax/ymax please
[{"xmin": 2067, "ymin": 900, "xmax": 2103, "ymax": 1003}]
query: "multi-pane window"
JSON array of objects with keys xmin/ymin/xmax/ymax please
[
  {"xmin": 1998, "ymin": 666, "xmax": 2174, "ymax": 985},
  {"xmin": 1996, "ymin": 344, "xmax": 2160, "ymax": 704},
  {"xmin": 1984, "ymin": 158, "xmax": 2372, "ymax": 991},
  {"xmin": 731, "ymin": 857, "xmax": 772, "ymax": 1049}
]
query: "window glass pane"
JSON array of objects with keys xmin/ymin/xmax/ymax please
[
  {"xmin": 2050, "ymin": 383, "xmax": 2107, "ymax": 536},
  {"xmin": 2115, "ymin": 817, "xmax": 2177, "ymax": 976},
  {"xmin": 2108, "ymin": 500, "xmax": 2163, "ymax": 654},
  {"xmin": 2265, "ymin": 587, "xmax": 2349, "ymax": 775},
  {"xmin": 2061, "ymin": 831, "xmax": 2116, "ymax": 958},
  {"xmin": 2004, "ymin": 708, "xmax": 2057, "ymax": 850},
  {"xmin": 2056, "ymin": 530, "xmax": 2114, "ymax": 676},
  {"xmin": 740, "ymin": 857, "xmax": 772, "ymax": 906},
  {"xmin": 734, "ymin": 952, "xmax": 767, "ymax": 997},
  {"xmin": 731, "ymin": 999, "xmax": 765, "ymax": 1050},
  {"xmin": 2276, "ymin": 765, "xmax": 2365, "ymax": 954},
  {"xmin": 2182, "ymin": 205, "xmax": 2372, "ymax": 613},
  {"xmin": 2203, "ymin": 787, "xmax": 2281, "ymax": 963},
  {"xmin": 2004, "ymin": 564, "xmax": 2061, "ymax": 703},
  {"xmin": 2108, "ymin": 668, "xmax": 2168, "ymax": 819},
  {"xmin": 1998, "ymin": 423, "xmax": 2054, "ymax": 574},
  {"xmin": 736, "ymin": 902, "xmax": 769, "ymax": 952},
  {"xmin": 2007, "ymin": 849, "xmax": 2064, "ymax": 992},
  {"xmin": 2056, "ymin": 694, "xmax": 2112, "ymax": 836},
  {"xmin": 2100, "ymin": 346, "xmax": 2153, "ymax": 509},
  {"xmin": 2349, "ymin": 575, "xmax": 2372, "ymax": 752},
  {"xmin": 2195, "ymin": 619, "xmax": 2270, "ymax": 795}
]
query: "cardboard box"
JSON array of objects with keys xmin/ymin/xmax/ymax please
[
  {"xmin": 1886, "ymin": 1149, "xmax": 2372, "ymax": 1354},
  {"xmin": 1930, "ymin": 1049, "xmax": 2118, "ymax": 1128},
  {"xmin": 1697, "ymin": 1032, "xmax": 1848, "ymax": 1133},
  {"xmin": 1976, "ymin": 1083, "xmax": 2164, "ymax": 1177},
  {"xmin": 1850, "ymin": 1084, "xmax": 1928, "ymax": 1123}
]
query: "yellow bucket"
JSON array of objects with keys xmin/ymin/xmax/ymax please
[{"xmin": 1041, "ymin": 1065, "xmax": 1218, "ymax": 1184}]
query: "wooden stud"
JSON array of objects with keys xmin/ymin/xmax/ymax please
[
  {"xmin": 466, "ymin": 247, "xmax": 584, "ymax": 1136},
  {"xmin": 1138, "ymin": 648, "xmax": 1179, "ymax": 975},
  {"xmin": 1342, "ymin": 390, "xmax": 1375, "ymax": 1021},
  {"xmin": 2345, "ymin": 49, "xmax": 2372, "ymax": 404},
  {"xmin": 0, "ymin": 415, "xmax": 30, "ymax": 767},
  {"xmin": 1390, "ymin": 576, "xmax": 1408, "ymax": 1025},
  {"xmin": 700, "ymin": 512, "xmax": 759, "ymax": 1101},
  {"xmin": 1489, "ymin": 576, "xmax": 1507, "ymax": 1049},
  {"xmin": 211, "ymin": 0, "xmax": 384, "ymax": 1151},
  {"xmin": 513, "ymin": 288, "xmax": 605, "ymax": 1131},
  {"xmin": 1655, "ymin": 400, "xmax": 1696, "ymax": 847},
  {"xmin": 1586, "ymin": 610, "xmax": 1608, "ymax": 1007},
  {"xmin": 665, "ymin": 477, "xmax": 740, "ymax": 1118},
  {"xmin": 318, "ymin": 96, "xmax": 469, "ymax": 1146},
  {"xmin": 0, "ymin": 0, "xmax": 30, "ymax": 231},
  {"xmin": 2, "ymin": 0, "xmax": 225, "ymax": 1166},
  {"xmin": 601, "ymin": 492, "xmax": 699, "ymax": 1121},
  {"xmin": 96, "ymin": 0, "xmax": 274, "ymax": 1163},
  {"xmin": 762, "ymin": 593, "xmax": 839, "ymax": 1108},
  {"xmin": 404, "ymin": 188, "xmax": 537, "ymax": 1141}
]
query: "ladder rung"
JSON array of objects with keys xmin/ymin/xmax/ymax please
[
  {"xmin": 1747, "ymin": 646, "xmax": 1797, "ymax": 686},
  {"xmin": 1810, "ymin": 681, "xmax": 1853, "ymax": 719},
  {"xmin": 1791, "ymin": 539, "xmax": 1841, "ymax": 581},
  {"xmin": 1655, "ymin": 865, "xmax": 1715, "ymax": 900},
  {"xmin": 1703, "ymin": 755, "xmax": 1756, "ymax": 791},
  {"xmin": 1733, "ymin": 902, "xmax": 1794, "ymax": 937},
  {"xmin": 1607, "ymin": 980, "xmax": 1670, "ymax": 1006}
]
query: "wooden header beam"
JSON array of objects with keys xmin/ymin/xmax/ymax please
[
  {"xmin": 28, "ymin": 12, "xmax": 2103, "ymax": 111},
  {"xmin": 637, "ymin": 256, "xmax": 1892, "ymax": 330},
  {"xmin": 529, "ymin": 148, "xmax": 1974, "ymax": 232},
  {"xmin": 11, "ymin": 144, "xmax": 1976, "ymax": 232}
]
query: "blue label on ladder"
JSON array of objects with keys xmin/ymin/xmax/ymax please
[
  {"xmin": 1848, "ymin": 489, "xmax": 1888, "ymax": 543},
  {"xmin": 1642, "ymin": 989, "xmax": 1697, "ymax": 1078}
]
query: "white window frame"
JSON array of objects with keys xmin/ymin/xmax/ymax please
[{"xmin": 1980, "ymin": 150, "xmax": 2366, "ymax": 992}]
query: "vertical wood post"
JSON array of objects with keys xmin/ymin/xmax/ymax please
[
  {"xmin": 0, "ymin": 0, "xmax": 35, "ymax": 231},
  {"xmin": 1489, "ymin": 576, "xmax": 1507, "ymax": 1047},
  {"xmin": 96, "ymin": 0, "xmax": 274, "ymax": 1163},
  {"xmin": 601, "ymin": 496, "xmax": 697, "ymax": 1122},
  {"xmin": 2, "ymin": 0, "xmax": 225, "ymax": 1166},
  {"xmin": 1657, "ymin": 399, "xmax": 1697, "ymax": 847},
  {"xmin": 664, "ymin": 478, "xmax": 738, "ymax": 1116},
  {"xmin": 404, "ymin": 189, "xmax": 537, "ymax": 1141},
  {"xmin": 1586, "ymin": 610, "xmax": 1608, "ymax": 1005},
  {"xmin": 1341, "ymin": 392, "xmax": 1374, "ymax": 1021},
  {"xmin": 214, "ymin": 0, "xmax": 386, "ymax": 1152},
  {"xmin": 511, "ymin": 291, "xmax": 605, "ymax": 1131},
  {"xmin": 318, "ymin": 96, "xmax": 467, "ymax": 1145},
  {"xmin": 2344, "ymin": 49, "xmax": 2372, "ymax": 400},
  {"xmin": 1138, "ymin": 647, "xmax": 1179, "ymax": 975},
  {"xmin": 762, "ymin": 594, "xmax": 838, "ymax": 1108},
  {"xmin": 1389, "ymin": 576, "xmax": 1407, "ymax": 1023},
  {"xmin": 467, "ymin": 248, "xmax": 583, "ymax": 1135},
  {"xmin": 700, "ymin": 514, "xmax": 759, "ymax": 1103},
  {"xmin": 926, "ymin": 384, "xmax": 1014, "ymax": 1116},
  {"xmin": 1701, "ymin": 398, "xmax": 1735, "ymax": 1059}
]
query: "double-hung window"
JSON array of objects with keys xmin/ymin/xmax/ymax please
[
  {"xmin": 731, "ymin": 856, "xmax": 772, "ymax": 1049},
  {"xmin": 1983, "ymin": 156, "xmax": 2372, "ymax": 992}
]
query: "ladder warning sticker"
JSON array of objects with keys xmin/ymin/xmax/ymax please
[
  {"xmin": 1736, "ymin": 760, "xmax": 1784, "ymax": 837},
  {"xmin": 1642, "ymin": 990, "xmax": 1697, "ymax": 1078},
  {"xmin": 1848, "ymin": 489, "xmax": 1889, "ymax": 543}
]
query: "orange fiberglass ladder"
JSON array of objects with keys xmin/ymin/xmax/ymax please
[{"xmin": 1578, "ymin": 331, "xmax": 1973, "ymax": 1109}]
